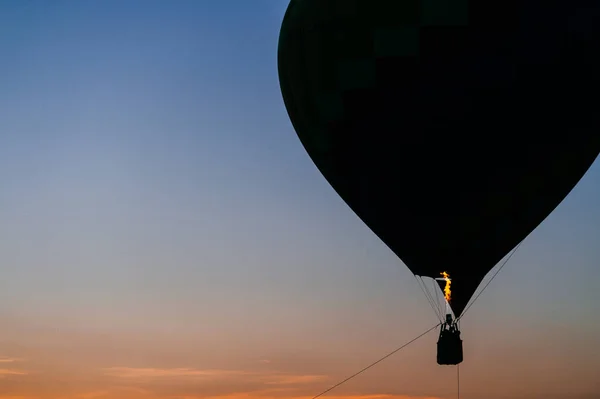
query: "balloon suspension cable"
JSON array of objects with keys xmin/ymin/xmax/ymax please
[
  {"xmin": 457, "ymin": 364, "xmax": 460, "ymax": 399},
  {"xmin": 416, "ymin": 276, "xmax": 443, "ymax": 322},
  {"xmin": 310, "ymin": 323, "xmax": 440, "ymax": 399},
  {"xmin": 433, "ymin": 280, "xmax": 443, "ymax": 316},
  {"xmin": 448, "ymin": 242, "xmax": 523, "ymax": 399},
  {"xmin": 457, "ymin": 241, "xmax": 523, "ymax": 322}
]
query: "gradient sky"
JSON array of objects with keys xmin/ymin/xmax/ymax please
[{"xmin": 1, "ymin": 1, "xmax": 599, "ymax": 399}]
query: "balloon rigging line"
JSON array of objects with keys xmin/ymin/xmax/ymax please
[
  {"xmin": 415, "ymin": 277, "xmax": 439, "ymax": 320},
  {"xmin": 457, "ymin": 364, "xmax": 460, "ymax": 399},
  {"xmin": 310, "ymin": 323, "xmax": 441, "ymax": 399},
  {"xmin": 416, "ymin": 276, "xmax": 442, "ymax": 321},
  {"xmin": 432, "ymin": 279, "xmax": 443, "ymax": 318},
  {"xmin": 453, "ymin": 240, "xmax": 523, "ymax": 397},
  {"xmin": 458, "ymin": 240, "xmax": 523, "ymax": 321},
  {"xmin": 425, "ymin": 277, "xmax": 443, "ymax": 319},
  {"xmin": 424, "ymin": 277, "xmax": 442, "ymax": 320}
]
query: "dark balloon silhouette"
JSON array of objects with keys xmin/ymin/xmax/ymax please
[{"xmin": 277, "ymin": 0, "xmax": 600, "ymax": 363}]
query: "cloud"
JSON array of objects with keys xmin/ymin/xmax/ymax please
[
  {"xmin": 76, "ymin": 391, "xmax": 111, "ymax": 399},
  {"xmin": 0, "ymin": 357, "xmax": 25, "ymax": 363},
  {"xmin": 94, "ymin": 367, "xmax": 442, "ymax": 399},
  {"xmin": 75, "ymin": 386, "xmax": 153, "ymax": 399},
  {"xmin": 102, "ymin": 367, "xmax": 327, "ymax": 386},
  {"xmin": 0, "ymin": 358, "xmax": 28, "ymax": 379},
  {"xmin": 263, "ymin": 374, "xmax": 327, "ymax": 385},
  {"xmin": 197, "ymin": 394, "xmax": 441, "ymax": 399},
  {"xmin": 0, "ymin": 369, "xmax": 28, "ymax": 376},
  {"xmin": 71, "ymin": 392, "xmax": 441, "ymax": 399},
  {"xmin": 103, "ymin": 367, "xmax": 254, "ymax": 379}
]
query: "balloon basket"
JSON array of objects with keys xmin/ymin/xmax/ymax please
[{"xmin": 437, "ymin": 320, "xmax": 463, "ymax": 365}]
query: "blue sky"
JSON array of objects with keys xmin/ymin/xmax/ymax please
[{"xmin": 0, "ymin": 1, "xmax": 599, "ymax": 399}]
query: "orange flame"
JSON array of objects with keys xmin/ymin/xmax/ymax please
[{"xmin": 440, "ymin": 271, "xmax": 451, "ymax": 302}]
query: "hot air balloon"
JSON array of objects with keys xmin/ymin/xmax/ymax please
[{"xmin": 277, "ymin": 0, "xmax": 600, "ymax": 365}]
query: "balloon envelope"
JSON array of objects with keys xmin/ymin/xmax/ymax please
[{"xmin": 278, "ymin": 0, "xmax": 600, "ymax": 317}]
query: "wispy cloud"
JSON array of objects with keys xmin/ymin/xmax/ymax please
[
  {"xmin": 0, "ymin": 368, "xmax": 28, "ymax": 376},
  {"xmin": 76, "ymin": 386, "xmax": 152, "ymax": 399},
  {"xmin": 0, "ymin": 358, "xmax": 28, "ymax": 379},
  {"xmin": 262, "ymin": 374, "xmax": 327, "ymax": 385},
  {"xmin": 102, "ymin": 367, "xmax": 327, "ymax": 386},
  {"xmin": 76, "ymin": 391, "xmax": 111, "ymax": 399},
  {"xmin": 195, "ymin": 394, "xmax": 441, "ymax": 399},
  {"xmin": 103, "ymin": 367, "xmax": 253, "ymax": 379},
  {"xmin": 0, "ymin": 357, "xmax": 25, "ymax": 363}
]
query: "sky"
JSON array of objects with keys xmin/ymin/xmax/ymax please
[{"xmin": 0, "ymin": 1, "xmax": 599, "ymax": 399}]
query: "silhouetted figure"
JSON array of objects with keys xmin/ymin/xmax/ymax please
[
  {"xmin": 445, "ymin": 314, "xmax": 453, "ymax": 327},
  {"xmin": 437, "ymin": 314, "xmax": 463, "ymax": 365}
]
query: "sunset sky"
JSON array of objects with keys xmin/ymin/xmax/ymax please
[{"xmin": 1, "ymin": 1, "xmax": 599, "ymax": 399}]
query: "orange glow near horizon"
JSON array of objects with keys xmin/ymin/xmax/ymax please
[
  {"xmin": 1, "ymin": 318, "xmax": 599, "ymax": 399},
  {"xmin": 0, "ymin": 358, "xmax": 442, "ymax": 399}
]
